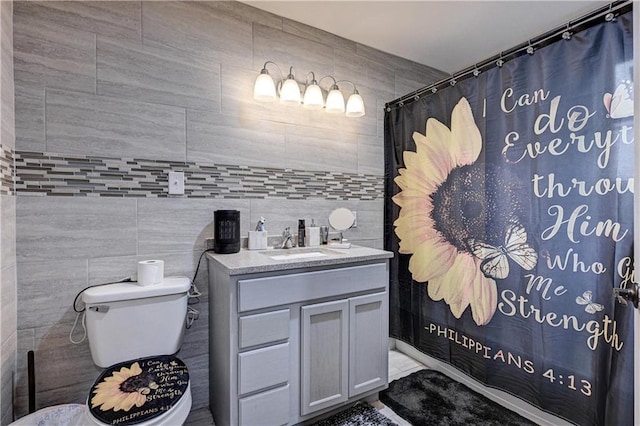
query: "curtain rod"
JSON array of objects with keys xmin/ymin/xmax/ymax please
[{"xmin": 385, "ymin": 0, "xmax": 633, "ymax": 111}]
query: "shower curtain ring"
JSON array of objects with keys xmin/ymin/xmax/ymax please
[
  {"xmin": 526, "ymin": 41, "xmax": 535, "ymax": 55},
  {"xmin": 605, "ymin": 4, "xmax": 616, "ymax": 22}
]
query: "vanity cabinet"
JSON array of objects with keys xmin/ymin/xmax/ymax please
[
  {"xmin": 207, "ymin": 247, "xmax": 392, "ymax": 426},
  {"xmin": 301, "ymin": 291, "xmax": 387, "ymax": 416}
]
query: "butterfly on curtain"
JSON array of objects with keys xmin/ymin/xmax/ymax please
[
  {"xmin": 466, "ymin": 219, "xmax": 538, "ymax": 280},
  {"xmin": 575, "ymin": 290, "xmax": 604, "ymax": 314},
  {"xmin": 603, "ymin": 79, "xmax": 634, "ymax": 119}
]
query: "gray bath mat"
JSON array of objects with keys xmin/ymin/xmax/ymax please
[{"xmin": 380, "ymin": 369, "xmax": 537, "ymax": 426}]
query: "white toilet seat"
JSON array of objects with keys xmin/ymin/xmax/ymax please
[{"xmin": 84, "ymin": 355, "xmax": 192, "ymax": 426}]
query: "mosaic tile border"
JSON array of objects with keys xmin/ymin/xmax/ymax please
[
  {"xmin": 0, "ymin": 145, "xmax": 14, "ymax": 195},
  {"xmin": 14, "ymin": 151, "xmax": 384, "ymax": 200}
]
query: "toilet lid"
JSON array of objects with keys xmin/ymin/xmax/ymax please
[{"xmin": 88, "ymin": 355, "xmax": 189, "ymax": 425}]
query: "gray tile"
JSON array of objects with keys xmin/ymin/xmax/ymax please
[
  {"xmin": 403, "ymin": 62, "xmax": 448, "ymax": 88},
  {"xmin": 351, "ymin": 199, "xmax": 384, "ymax": 241},
  {"xmin": 185, "ymin": 407, "xmax": 215, "ymax": 426},
  {"xmin": 283, "ymin": 17, "xmax": 357, "ymax": 56},
  {"xmin": 13, "ymin": 10, "xmax": 95, "ymax": 93},
  {"xmin": 137, "ymin": 198, "xmax": 250, "ymax": 255},
  {"xmin": 355, "ymin": 43, "xmax": 414, "ymax": 73},
  {"xmin": 16, "ymin": 258, "xmax": 87, "ymax": 330},
  {"xmin": 16, "ymin": 196, "xmax": 137, "ymax": 261},
  {"xmin": 87, "ymin": 255, "xmax": 137, "ymax": 286},
  {"xmin": 180, "ymin": 352, "xmax": 209, "ymax": 410},
  {"xmin": 357, "ymin": 134, "xmax": 384, "ymax": 176},
  {"xmin": 205, "ymin": 1, "xmax": 282, "ymax": 29},
  {"xmin": 253, "ymin": 23, "xmax": 334, "ymax": 79},
  {"xmin": 180, "ymin": 295, "xmax": 209, "ymax": 358},
  {"xmin": 1, "ymin": 195, "xmax": 16, "ymax": 268},
  {"xmin": 142, "ymin": 1, "xmax": 252, "ymax": 69},
  {"xmin": 12, "ymin": 329, "xmax": 33, "ymax": 419},
  {"xmin": 366, "ymin": 65, "xmax": 396, "ymax": 100},
  {"xmin": 137, "ymin": 198, "xmax": 214, "ymax": 255},
  {"xmin": 13, "ymin": 1, "xmax": 141, "ymax": 43},
  {"xmin": 14, "ymin": 84, "xmax": 45, "ymax": 152},
  {"xmin": 186, "ymin": 109, "xmax": 285, "ymax": 167},
  {"xmin": 1, "ymin": 1, "xmax": 14, "ymax": 152},
  {"xmin": 1, "ymin": 264, "xmax": 16, "ymax": 346},
  {"xmin": 396, "ymin": 73, "xmax": 442, "ymax": 100},
  {"xmin": 1, "ymin": 332, "xmax": 17, "ymax": 425},
  {"xmin": 351, "ymin": 238, "xmax": 384, "ymax": 250},
  {"xmin": 97, "ymin": 38, "xmax": 220, "ymax": 112},
  {"xmin": 334, "ymin": 45, "xmax": 377, "ymax": 81},
  {"xmin": 45, "ymin": 89, "xmax": 186, "ymax": 161},
  {"xmin": 284, "ymin": 125, "xmax": 358, "ymax": 173},
  {"xmin": 32, "ymin": 323, "xmax": 102, "ymax": 394}
]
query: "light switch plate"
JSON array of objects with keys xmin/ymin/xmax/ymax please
[{"xmin": 168, "ymin": 171, "xmax": 185, "ymax": 195}]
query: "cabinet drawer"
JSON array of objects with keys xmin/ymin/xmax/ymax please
[
  {"xmin": 239, "ymin": 309, "xmax": 289, "ymax": 349},
  {"xmin": 238, "ymin": 263, "xmax": 387, "ymax": 312},
  {"xmin": 238, "ymin": 342, "xmax": 289, "ymax": 395},
  {"xmin": 238, "ymin": 384, "xmax": 290, "ymax": 426}
]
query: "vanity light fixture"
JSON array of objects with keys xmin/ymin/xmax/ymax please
[
  {"xmin": 280, "ymin": 67, "xmax": 302, "ymax": 105},
  {"xmin": 302, "ymin": 72, "xmax": 324, "ymax": 110},
  {"xmin": 323, "ymin": 76, "xmax": 346, "ymax": 114},
  {"xmin": 253, "ymin": 61, "xmax": 279, "ymax": 102},
  {"xmin": 253, "ymin": 61, "xmax": 365, "ymax": 117}
]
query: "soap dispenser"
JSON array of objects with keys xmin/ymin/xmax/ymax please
[
  {"xmin": 298, "ymin": 219, "xmax": 306, "ymax": 247},
  {"xmin": 248, "ymin": 216, "xmax": 268, "ymax": 250}
]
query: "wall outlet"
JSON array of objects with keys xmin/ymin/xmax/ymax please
[
  {"xmin": 352, "ymin": 210, "xmax": 357, "ymax": 228},
  {"xmin": 168, "ymin": 171, "xmax": 185, "ymax": 195}
]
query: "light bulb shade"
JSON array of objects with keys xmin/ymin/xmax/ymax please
[
  {"xmin": 280, "ymin": 78, "xmax": 301, "ymax": 105},
  {"xmin": 253, "ymin": 72, "xmax": 277, "ymax": 102},
  {"xmin": 345, "ymin": 93, "xmax": 365, "ymax": 117},
  {"xmin": 325, "ymin": 88, "xmax": 345, "ymax": 114},
  {"xmin": 303, "ymin": 84, "xmax": 324, "ymax": 110}
]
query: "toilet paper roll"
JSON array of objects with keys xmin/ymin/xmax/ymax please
[{"xmin": 137, "ymin": 260, "xmax": 164, "ymax": 286}]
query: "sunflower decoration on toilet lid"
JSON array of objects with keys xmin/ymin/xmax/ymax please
[{"xmin": 89, "ymin": 355, "xmax": 189, "ymax": 425}]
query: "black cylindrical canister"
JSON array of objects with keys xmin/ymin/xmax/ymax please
[{"xmin": 213, "ymin": 210, "xmax": 240, "ymax": 254}]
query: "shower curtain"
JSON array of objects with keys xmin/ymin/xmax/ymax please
[{"xmin": 384, "ymin": 10, "xmax": 634, "ymax": 426}]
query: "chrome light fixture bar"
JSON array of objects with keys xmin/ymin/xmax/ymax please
[{"xmin": 253, "ymin": 62, "xmax": 365, "ymax": 118}]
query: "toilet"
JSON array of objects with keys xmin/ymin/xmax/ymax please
[
  {"xmin": 79, "ymin": 276, "xmax": 193, "ymax": 425},
  {"xmin": 13, "ymin": 276, "xmax": 194, "ymax": 426}
]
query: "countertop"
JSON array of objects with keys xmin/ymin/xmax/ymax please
[{"xmin": 206, "ymin": 244, "xmax": 393, "ymax": 275}]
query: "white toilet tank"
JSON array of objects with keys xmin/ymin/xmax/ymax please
[{"xmin": 82, "ymin": 276, "xmax": 191, "ymax": 368}]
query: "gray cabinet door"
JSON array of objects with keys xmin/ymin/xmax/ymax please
[
  {"xmin": 300, "ymin": 299, "xmax": 349, "ymax": 416},
  {"xmin": 349, "ymin": 292, "xmax": 388, "ymax": 397}
]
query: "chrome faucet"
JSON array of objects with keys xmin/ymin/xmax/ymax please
[{"xmin": 281, "ymin": 227, "xmax": 295, "ymax": 249}]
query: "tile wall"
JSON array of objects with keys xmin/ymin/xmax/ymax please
[
  {"xmin": 9, "ymin": 0, "xmax": 446, "ymax": 420},
  {"xmin": 0, "ymin": 1, "xmax": 15, "ymax": 424}
]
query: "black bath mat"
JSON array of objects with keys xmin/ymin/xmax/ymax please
[
  {"xmin": 312, "ymin": 402, "xmax": 397, "ymax": 426},
  {"xmin": 380, "ymin": 369, "xmax": 537, "ymax": 426}
]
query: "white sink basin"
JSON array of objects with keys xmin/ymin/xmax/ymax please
[{"xmin": 260, "ymin": 247, "xmax": 344, "ymax": 261}]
